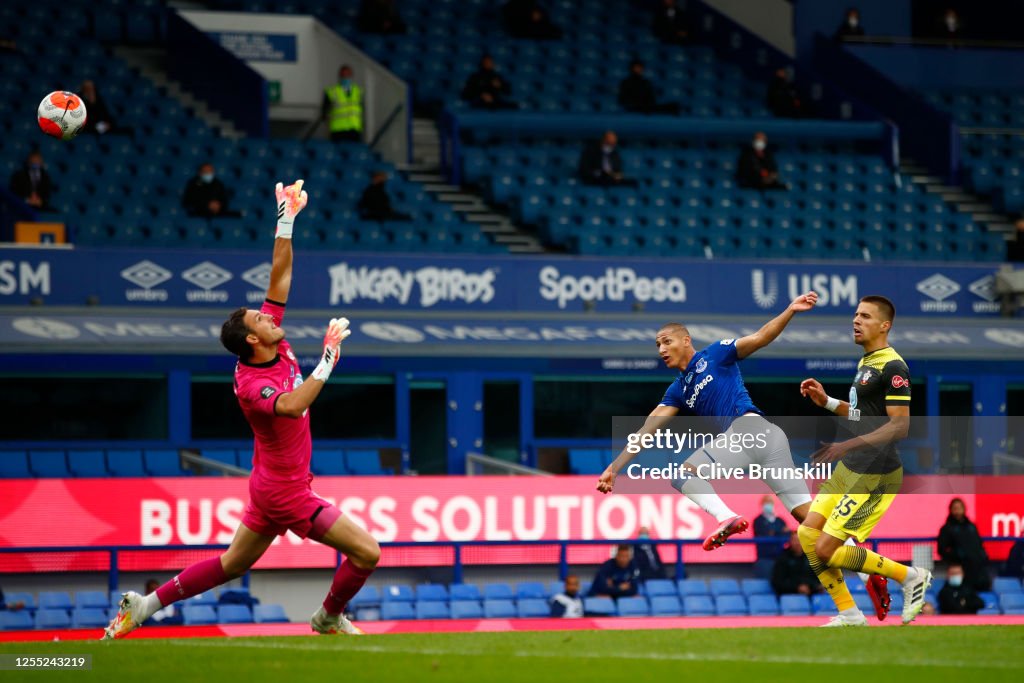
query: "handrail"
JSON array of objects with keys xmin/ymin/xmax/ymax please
[
  {"xmin": 369, "ymin": 102, "xmax": 406, "ymax": 152},
  {"xmin": 465, "ymin": 452, "xmax": 552, "ymax": 476}
]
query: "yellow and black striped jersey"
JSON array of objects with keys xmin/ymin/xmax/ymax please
[{"xmin": 842, "ymin": 346, "xmax": 910, "ymax": 474}]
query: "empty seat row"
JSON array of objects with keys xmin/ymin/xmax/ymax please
[
  {"xmin": 0, "ymin": 604, "xmax": 290, "ymax": 630},
  {"xmin": 0, "ymin": 450, "xmax": 187, "ymax": 478}
]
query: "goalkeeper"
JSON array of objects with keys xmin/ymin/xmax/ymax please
[{"xmin": 103, "ymin": 180, "xmax": 380, "ymax": 639}]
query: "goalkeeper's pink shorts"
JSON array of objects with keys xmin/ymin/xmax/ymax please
[{"xmin": 242, "ymin": 475, "xmax": 342, "ymax": 540}]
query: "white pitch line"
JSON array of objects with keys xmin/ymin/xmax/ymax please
[{"xmin": 163, "ymin": 638, "xmax": 1022, "ymax": 670}]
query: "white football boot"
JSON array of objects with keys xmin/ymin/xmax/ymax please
[
  {"xmin": 310, "ymin": 606, "xmax": 364, "ymax": 635},
  {"xmin": 901, "ymin": 568, "xmax": 933, "ymax": 625}
]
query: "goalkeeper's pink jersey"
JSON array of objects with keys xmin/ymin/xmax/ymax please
[{"xmin": 233, "ymin": 300, "xmax": 312, "ymax": 486}]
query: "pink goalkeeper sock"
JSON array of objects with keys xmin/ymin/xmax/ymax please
[
  {"xmin": 156, "ymin": 556, "xmax": 229, "ymax": 606},
  {"xmin": 322, "ymin": 560, "xmax": 374, "ymax": 615}
]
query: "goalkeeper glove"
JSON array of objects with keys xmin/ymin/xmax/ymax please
[
  {"xmin": 311, "ymin": 317, "xmax": 351, "ymax": 383},
  {"xmin": 274, "ymin": 179, "xmax": 308, "ymax": 239}
]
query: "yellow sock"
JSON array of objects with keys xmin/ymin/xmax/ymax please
[
  {"xmin": 797, "ymin": 525, "xmax": 856, "ymax": 611},
  {"xmin": 828, "ymin": 545, "xmax": 909, "ymax": 583}
]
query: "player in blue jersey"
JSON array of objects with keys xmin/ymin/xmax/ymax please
[{"xmin": 597, "ymin": 292, "xmax": 819, "ymax": 552}]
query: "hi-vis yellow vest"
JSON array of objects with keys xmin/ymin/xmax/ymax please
[{"xmin": 325, "ymin": 84, "xmax": 363, "ymax": 133}]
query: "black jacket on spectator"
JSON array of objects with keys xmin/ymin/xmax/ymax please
[
  {"xmin": 578, "ymin": 142, "xmax": 623, "ymax": 184},
  {"xmin": 461, "ymin": 69, "xmax": 515, "ymax": 109},
  {"xmin": 82, "ymin": 92, "xmax": 115, "ymax": 135},
  {"xmin": 753, "ymin": 514, "xmax": 788, "ymax": 562},
  {"xmin": 502, "ymin": 0, "xmax": 562, "ymax": 39},
  {"xmin": 9, "ymin": 164, "xmax": 53, "ymax": 209},
  {"xmin": 652, "ymin": 4, "xmax": 690, "ymax": 43},
  {"xmin": 1002, "ymin": 538, "xmax": 1024, "ymax": 579},
  {"xmin": 834, "ymin": 21, "xmax": 865, "ymax": 41},
  {"xmin": 938, "ymin": 516, "xmax": 991, "ymax": 591},
  {"xmin": 618, "ymin": 73, "xmax": 657, "ymax": 113},
  {"xmin": 938, "ymin": 582, "xmax": 984, "ymax": 614},
  {"xmin": 766, "ymin": 75, "xmax": 803, "ymax": 118},
  {"xmin": 771, "ymin": 548, "xmax": 819, "ymax": 595},
  {"xmin": 357, "ymin": 0, "xmax": 406, "ymax": 34},
  {"xmin": 588, "ymin": 558, "xmax": 640, "ymax": 598},
  {"xmin": 182, "ymin": 177, "xmax": 230, "ymax": 218},
  {"xmin": 633, "ymin": 542, "xmax": 666, "ymax": 581},
  {"xmin": 736, "ymin": 147, "xmax": 780, "ymax": 189},
  {"xmin": 357, "ymin": 182, "xmax": 410, "ymax": 221}
]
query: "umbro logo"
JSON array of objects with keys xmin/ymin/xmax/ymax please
[
  {"xmin": 915, "ymin": 273, "xmax": 960, "ymax": 302},
  {"xmin": 182, "ymin": 261, "xmax": 233, "ymax": 291},
  {"xmin": 242, "ymin": 262, "xmax": 272, "ymax": 290},
  {"xmin": 120, "ymin": 260, "xmax": 172, "ymax": 289},
  {"xmin": 968, "ymin": 275, "xmax": 996, "ymax": 303}
]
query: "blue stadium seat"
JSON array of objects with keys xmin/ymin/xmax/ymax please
[
  {"xmin": 617, "ymin": 596, "xmax": 650, "ymax": 617},
  {"xmin": 450, "ymin": 600, "xmax": 484, "ymax": 619},
  {"xmin": 994, "ymin": 577, "xmax": 1023, "ymax": 595},
  {"xmin": 483, "ymin": 584, "xmax": 515, "ymax": 601},
  {"xmin": 253, "ymin": 604, "xmax": 290, "ymax": 623},
  {"xmin": 546, "ymin": 581, "xmax": 566, "ymax": 598},
  {"xmin": 75, "ymin": 591, "xmax": 109, "ymax": 609},
  {"xmin": 978, "ymin": 592, "xmax": 1001, "ymax": 615},
  {"xmin": 740, "ymin": 579, "xmax": 773, "ymax": 597},
  {"xmin": 106, "ymin": 450, "xmax": 146, "ymax": 477},
  {"xmin": 38, "ymin": 592, "xmax": 72, "ymax": 610},
  {"xmin": 644, "ymin": 579, "xmax": 677, "ymax": 598},
  {"xmin": 1000, "ymin": 593, "xmax": 1024, "ymax": 615},
  {"xmin": 709, "ymin": 579, "xmax": 741, "ymax": 597},
  {"xmin": 811, "ymin": 594, "xmax": 838, "ymax": 615},
  {"xmin": 381, "ymin": 602, "xmax": 416, "ymax": 620},
  {"xmin": 0, "ymin": 451, "xmax": 31, "ymax": 478},
  {"xmin": 381, "ymin": 585, "xmax": 415, "ymax": 603},
  {"xmin": 187, "ymin": 592, "xmax": 217, "ymax": 607},
  {"xmin": 35, "ymin": 609, "xmax": 71, "ymax": 630},
  {"xmin": 853, "ymin": 593, "xmax": 875, "ymax": 613},
  {"xmin": 72, "ymin": 607, "xmax": 110, "ymax": 629},
  {"xmin": 683, "ymin": 595, "xmax": 715, "ymax": 616},
  {"xmin": 0, "ymin": 611, "xmax": 34, "ymax": 630},
  {"xmin": 583, "ymin": 597, "xmax": 617, "ymax": 616},
  {"xmin": 349, "ymin": 586, "xmax": 381, "ymax": 608},
  {"xmin": 416, "ymin": 601, "xmax": 450, "ymax": 619},
  {"xmin": 779, "ymin": 594, "xmax": 811, "ymax": 616},
  {"xmin": 416, "ymin": 584, "xmax": 448, "ymax": 602},
  {"xmin": 182, "ymin": 605, "xmax": 218, "ymax": 625},
  {"xmin": 845, "ymin": 575, "xmax": 866, "ymax": 593},
  {"xmin": 516, "ymin": 598, "xmax": 550, "ymax": 618},
  {"xmin": 217, "ymin": 605, "xmax": 254, "ymax": 623},
  {"xmin": 677, "ymin": 579, "xmax": 709, "ymax": 597},
  {"xmin": 515, "ymin": 582, "xmax": 547, "ymax": 600},
  {"xmin": 715, "ymin": 594, "xmax": 748, "ymax": 616},
  {"xmin": 5, "ymin": 592, "xmax": 34, "ymax": 611},
  {"xmin": 67, "ymin": 450, "xmax": 108, "ymax": 477},
  {"xmin": 450, "ymin": 584, "xmax": 482, "ymax": 602},
  {"xmin": 310, "ymin": 449, "xmax": 346, "ymax": 475},
  {"xmin": 345, "ymin": 449, "xmax": 390, "ymax": 475},
  {"xmin": 110, "ymin": 591, "xmax": 125, "ymax": 607},
  {"xmin": 144, "ymin": 450, "xmax": 185, "ymax": 476},
  {"xmin": 483, "ymin": 599, "xmax": 517, "ymax": 619},
  {"xmin": 649, "ymin": 595, "xmax": 683, "ymax": 616},
  {"xmin": 28, "ymin": 450, "xmax": 69, "ymax": 478},
  {"xmin": 567, "ymin": 449, "xmax": 606, "ymax": 474}
]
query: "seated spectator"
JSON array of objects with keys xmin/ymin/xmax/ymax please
[
  {"xmin": 753, "ymin": 494, "xmax": 788, "ymax": 579},
  {"xmin": 549, "ymin": 574, "xmax": 584, "ymax": 618},
  {"xmin": 79, "ymin": 79, "xmax": 131, "ymax": 136},
  {"xmin": 736, "ymin": 131, "xmax": 787, "ymax": 191},
  {"xmin": 182, "ymin": 162, "xmax": 237, "ymax": 218},
  {"xmin": 937, "ymin": 8, "xmax": 962, "ymax": 42},
  {"xmin": 357, "ymin": 0, "xmax": 406, "ymax": 34},
  {"xmin": 0, "ymin": 586, "xmax": 25, "ymax": 611},
  {"xmin": 938, "ymin": 497, "xmax": 991, "ymax": 591},
  {"xmin": 578, "ymin": 131, "xmax": 638, "ymax": 187},
  {"xmin": 9, "ymin": 149, "xmax": 54, "ymax": 211},
  {"xmin": 0, "ymin": 37, "xmax": 17, "ymax": 54},
  {"xmin": 771, "ymin": 530, "xmax": 821, "ymax": 596},
  {"xmin": 358, "ymin": 171, "xmax": 412, "ymax": 222},
  {"xmin": 618, "ymin": 60, "xmax": 680, "ymax": 115},
  {"xmin": 1008, "ymin": 217, "xmax": 1024, "ymax": 263},
  {"xmin": 652, "ymin": 0, "xmax": 690, "ymax": 45},
  {"xmin": 503, "ymin": 0, "xmax": 562, "ymax": 40},
  {"xmin": 834, "ymin": 8, "xmax": 865, "ymax": 41},
  {"xmin": 634, "ymin": 526, "xmax": 666, "ymax": 581},
  {"xmin": 1002, "ymin": 534, "xmax": 1024, "ymax": 579},
  {"xmin": 588, "ymin": 544, "xmax": 640, "ymax": 599},
  {"xmin": 461, "ymin": 55, "xmax": 518, "ymax": 110},
  {"xmin": 938, "ymin": 564, "xmax": 983, "ymax": 615},
  {"xmin": 143, "ymin": 579, "xmax": 183, "ymax": 626},
  {"xmin": 765, "ymin": 68, "xmax": 805, "ymax": 119}
]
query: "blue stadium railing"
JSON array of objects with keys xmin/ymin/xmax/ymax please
[{"xmin": 3, "ymin": 537, "xmax": 1018, "ymax": 593}]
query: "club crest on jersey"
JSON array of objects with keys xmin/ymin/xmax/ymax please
[
  {"xmin": 695, "ymin": 358, "xmax": 708, "ymax": 373},
  {"xmin": 892, "ymin": 375, "xmax": 909, "ymax": 389},
  {"xmin": 858, "ymin": 370, "xmax": 871, "ymax": 385},
  {"xmin": 286, "ymin": 350, "xmax": 296, "ymax": 362}
]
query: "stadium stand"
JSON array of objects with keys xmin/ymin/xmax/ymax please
[{"xmin": 778, "ymin": 594, "xmax": 811, "ymax": 616}]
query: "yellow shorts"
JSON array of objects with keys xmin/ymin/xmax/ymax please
[{"xmin": 809, "ymin": 462, "xmax": 903, "ymax": 543}]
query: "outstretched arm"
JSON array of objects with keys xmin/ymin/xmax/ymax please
[
  {"xmin": 735, "ymin": 291, "xmax": 818, "ymax": 359},
  {"xmin": 275, "ymin": 317, "xmax": 351, "ymax": 418},
  {"xmin": 266, "ymin": 180, "xmax": 308, "ymax": 304},
  {"xmin": 597, "ymin": 404, "xmax": 679, "ymax": 493}
]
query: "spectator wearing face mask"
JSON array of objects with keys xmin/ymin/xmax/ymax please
[
  {"xmin": 938, "ymin": 564, "xmax": 983, "ymax": 614},
  {"xmin": 834, "ymin": 8, "xmax": 864, "ymax": 41},
  {"xmin": 578, "ymin": 131, "xmax": 638, "ymax": 187},
  {"xmin": 937, "ymin": 8, "xmax": 962, "ymax": 42},
  {"xmin": 588, "ymin": 545, "xmax": 640, "ymax": 599},
  {"xmin": 753, "ymin": 494, "xmax": 788, "ymax": 579},
  {"xmin": 9, "ymin": 149, "xmax": 54, "ymax": 211},
  {"xmin": 736, "ymin": 132, "xmax": 787, "ymax": 191},
  {"xmin": 938, "ymin": 497, "xmax": 991, "ymax": 591},
  {"xmin": 771, "ymin": 530, "xmax": 821, "ymax": 596},
  {"xmin": 322, "ymin": 65, "xmax": 363, "ymax": 143},
  {"xmin": 765, "ymin": 68, "xmax": 805, "ymax": 119},
  {"xmin": 618, "ymin": 59, "xmax": 680, "ymax": 115},
  {"xmin": 182, "ymin": 162, "xmax": 236, "ymax": 218},
  {"xmin": 633, "ymin": 526, "xmax": 666, "ymax": 580},
  {"xmin": 549, "ymin": 574, "xmax": 584, "ymax": 617}
]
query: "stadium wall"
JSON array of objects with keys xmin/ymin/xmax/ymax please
[
  {"xmin": 701, "ymin": 0, "xmax": 795, "ymax": 56},
  {"xmin": 845, "ymin": 45, "xmax": 1024, "ymax": 89}
]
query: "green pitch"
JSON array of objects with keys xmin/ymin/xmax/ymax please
[{"xmin": 2, "ymin": 626, "xmax": 1022, "ymax": 682}]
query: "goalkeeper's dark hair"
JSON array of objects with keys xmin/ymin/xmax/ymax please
[
  {"xmin": 221, "ymin": 307, "xmax": 254, "ymax": 361},
  {"xmin": 860, "ymin": 295, "xmax": 895, "ymax": 324}
]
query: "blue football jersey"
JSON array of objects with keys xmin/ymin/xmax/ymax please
[{"xmin": 658, "ymin": 339, "xmax": 762, "ymax": 433}]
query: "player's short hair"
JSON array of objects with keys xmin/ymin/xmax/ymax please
[
  {"xmin": 220, "ymin": 307, "xmax": 254, "ymax": 361},
  {"xmin": 658, "ymin": 322, "xmax": 690, "ymax": 338},
  {"xmin": 860, "ymin": 295, "xmax": 895, "ymax": 323}
]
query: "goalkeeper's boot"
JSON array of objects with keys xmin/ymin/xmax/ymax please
[
  {"xmin": 101, "ymin": 591, "xmax": 145, "ymax": 640},
  {"xmin": 820, "ymin": 611, "xmax": 869, "ymax": 627},
  {"xmin": 702, "ymin": 515, "xmax": 749, "ymax": 551},
  {"xmin": 901, "ymin": 568, "xmax": 932, "ymax": 625},
  {"xmin": 311, "ymin": 606, "xmax": 364, "ymax": 635},
  {"xmin": 865, "ymin": 574, "xmax": 891, "ymax": 621}
]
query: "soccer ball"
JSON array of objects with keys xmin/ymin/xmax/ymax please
[{"xmin": 37, "ymin": 91, "xmax": 88, "ymax": 141}]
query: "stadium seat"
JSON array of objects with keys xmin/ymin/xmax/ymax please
[
  {"xmin": 67, "ymin": 450, "xmax": 109, "ymax": 477},
  {"xmin": 5, "ymin": 592, "xmax": 34, "ymax": 612},
  {"xmin": 852, "ymin": 593, "xmax": 875, "ymax": 613},
  {"xmin": 253, "ymin": 604, "xmax": 290, "ymax": 623},
  {"xmin": 1000, "ymin": 593, "xmax": 1024, "ymax": 615},
  {"xmin": 72, "ymin": 607, "xmax": 110, "ymax": 629},
  {"xmin": 0, "ymin": 451, "xmax": 31, "ymax": 478},
  {"xmin": 683, "ymin": 595, "xmax": 715, "ymax": 616},
  {"xmin": 355, "ymin": 607, "xmax": 381, "ymax": 622},
  {"xmin": 583, "ymin": 596, "xmax": 617, "ymax": 616},
  {"xmin": 28, "ymin": 450, "xmax": 70, "ymax": 478},
  {"xmin": 75, "ymin": 591, "xmax": 109, "ymax": 609},
  {"xmin": 416, "ymin": 584, "xmax": 449, "ymax": 602},
  {"xmin": 415, "ymin": 601, "xmax": 450, "ymax": 619},
  {"xmin": 349, "ymin": 586, "xmax": 382, "ymax": 608},
  {"xmin": 310, "ymin": 449, "xmax": 346, "ymax": 476},
  {"xmin": 978, "ymin": 592, "xmax": 1001, "ymax": 615},
  {"xmin": 845, "ymin": 575, "xmax": 866, "ymax": 593},
  {"xmin": 567, "ymin": 449, "xmax": 606, "ymax": 474},
  {"xmin": 182, "ymin": 605, "xmax": 218, "ymax": 625},
  {"xmin": 811, "ymin": 594, "xmax": 838, "ymax": 615},
  {"xmin": 483, "ymin": 599, "xmax": 517, "ymax": 619},
  {"xmin": 779, "ymin": 594, "xmax": 811, "ymax": 616},
  {"xmin": 144, "ymin": 450, "xmax": 185, "ymax": 476},
  {"xmin": 616, "ymin": 596, "xmax": 650, "ymax": 617},
  {"xmin": 38, "ymin": 592, "xmax": 72, "ymax": 611},
  {"xmin": 187, "ymin": 592, "xmax": 217, "ymax": 607},
  {"xmin": 217, "ymin": 605, "xmax": 253, "ymax": 623},
  {"xmin": 106, "ymin": 450, "xmax": 147, "ymax": 477},
  {"xmin": 709, "ymin": 579, "xmax": 741, "ymax": 597},
  {"xmin": 381, "ymin": 602, "xmax": 416, "ymax": 620},
  {"xmin": 677, "ymin": 579, "xmax": 710, "ymax": 597},
  {"xmin": 649, "ymin": 595, "xmax": 683, "ymax": 616},
  {"xmin": 381, "ymin": 585, "xmax": 415, "ymax": 603},
  {"xmin": 345, "ymin": 449, "xmax": 391, "ymax": 475},
  {"xmin": 714, "ymin": 594, "xmax": 748, "ymax": 616},
  {"xmin": 740, "ymin": 579, "xmax": 773, "ymax": 597},
  {"xmin": 483, "ymin": 584, "xmax": 515, "ymax": 600},
  {"xmin": 35, "ymin": 609, "xmax": 71, "ymax": 629},
  {"xmin": 450, "ymin": 600, "xmax": 484, "ymax": 619},
  {"xmin": 994, "ymin": 577, "xmax": 1023, "ymax": 595},
  {"xmin": 515, "ymin": 582, "xmax": 547, "ymax": 600},
  {"xmin": 0, "ymin": 611, "xmax": 34, "ymax": 630},
  {"xmin": 644, "ymin": 579, "xmax": 677, "ymax": 598},
  {"xmin": 516, "ymin": 598, "xmax": 550, "ymax": 618},
  {"xmin": 546, "ymin": 581, "xmax": 566, "ymax": 598},
  {"xmin": 449, "ymin": 584, "xmax": 483, "ymax": 602}
]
